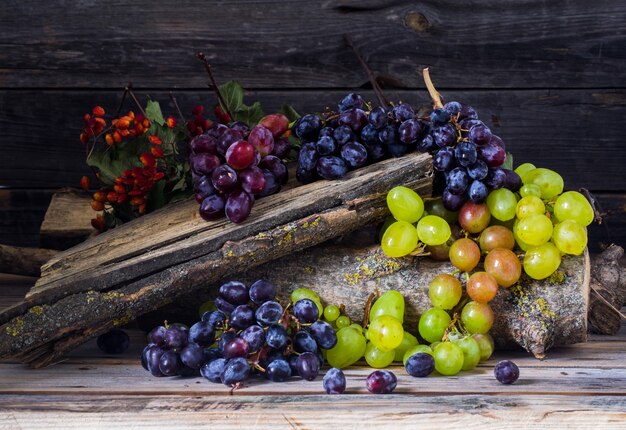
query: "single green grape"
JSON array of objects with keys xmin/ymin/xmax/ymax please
[
  {"xmin": 365, "ymin": 342, "xmax": 395, "ymax": 368},
  {"xmin": 522, "ymin": 168, "xmax": 564, "ymax": 199},
  {"xmin": 514, "ymin": 214, "xmax": 553, "ymax": 246},
  {"xmin": 552, "ymin": 220, "xmax": 587, "ymax": 255},
  {"xmin": 471, "ymin": 333, "xmax": 495, "ymax": 361},
  {"xmin": 430, "ymin": 341, "xmax": 441, "ymax": 350},
  {"xmin": 326, "ymin": 326, "xmax": 367, "ymax": 369},
  {"xmin": 403, "ymin": 344, "xmax": 433, "ymax": 365},
  {"xmin": 324, "ymin": 304, "xmax": 340, "ymax": 322},
  {"xmin": 514, "ymin": 163, "xmax": 536, "ymax": 181},
  {"xmin": 433, "ymin": 342, "xmax": 464, "ymax": 376},
  {"xmin": 349, "ymin": 323, "xmax": 363, "ymax": 334},
  {"xmin": 290, "ymin": 288, "xmax": 323, "ymax": 316},
  {"xmin": 428, "ymin": 274, "xmax": 462, "ymax": 310},
  {"xmin": 515, "ymin": 195, "xmax": 545, "ymax": 219},
  {"xmin": 368, "ymin": 316, "xmax": 404, "ymax": 352},
  {"xmin": 425, "ymin": 198, "xmax": 458, "ymax": 224},
  {"xmin": 554, "ymin": 191, "xmax": 594, "ymax": 227},
  {"xmin": 378, "ymin": 217, "xmax": 396, "ymax": 242},
  {"xmin": 393, "ymin": 331, "xmax": 419, "ymax": 362},
  {"xmin": 451, "ymin": 336, "xmax": 481, "ymax": 371},
  {"xmin": 418, "ymin": 307, "xmax": 451, "ymax": 343},
  {"xmin": 381, "ymin": 220, "xmax": 418, "ymax": 257},
  {"xmin": 519, "ymin": 183, "xmax": 542, "ymax": 198},
  {"xmin": 369, "ymin": 290, "xmax": 405, "ymax": 323},
  {"xmin": 486, "ymin": 189, "xmax": 518, "ymax": 221},
  {"xmin": 513, "ymin": 220, "xmax": 532, "ymax": 251},
  {"xmin": 461, "ymin": 301, "xmax": 494, "ymax": 334},
  {"xmin": 336, "ymin": 315, "xmax": 351, "ymax": 329},
  {"xmin": 523, "ymin": 242, "xmax": 562, "ymax": 280},
  {"xmin": 416, "ymin": 215, "xmax": 452, "ymax": 246},
  {"xmin": 387, "ymin": 186, "xmax": 425, "ymax": 223}
]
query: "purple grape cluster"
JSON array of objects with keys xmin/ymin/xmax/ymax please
[
  {"xmin": 141, "ymin": 279, "xmax": 338, "ymax": 386},
  {"xmin": 189, "ymin": 114, "xmax": 291, "ymax": 223}
]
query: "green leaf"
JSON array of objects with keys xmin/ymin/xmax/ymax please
[
  {"xmin": 279, "ymin": 104, "xmax": 301, "ymax": 122},
  {"xmin": 87, "ymin": 148, "xmax": 142, "ymax": 186},
  {"xmin": 145, "ymin": 100, "xmax": 165, "ymax": 126},
  {"xmin": 233, "ymin": 101, "xmax": 265, "ymax": 127},
  {"xmin": 502, "ymin": 152, "xmax": 514, "ymax": 170},
  {"xmin": 218, "ymin": 81, "xmax": 244, "ymax": 113},
  {"xmin": 147, "ymin": 180, "xmax": 167, "ymax": 212}
]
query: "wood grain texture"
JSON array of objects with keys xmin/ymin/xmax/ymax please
[
  {"xmin": 39, "ymin": 188, "xmax": 94, "ymax": 250},
  {"xmin": 0, "ymin": 0, "xmax": 624, "ymax": 89}
]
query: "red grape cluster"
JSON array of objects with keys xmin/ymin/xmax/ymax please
[{"xmin": 190, "ymin": 114, "xmax": 291, "ymax": 223}]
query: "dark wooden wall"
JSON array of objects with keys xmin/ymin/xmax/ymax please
[{"xmin": 1, "ymin": 0, "xmax": 625, "ymax": 249}]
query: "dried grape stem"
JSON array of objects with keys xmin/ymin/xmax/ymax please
[
  {"xmin": 422, "ymin": 68, "xmax": 444, "ymax": 109},
  {"xmin": 343, "ymin": 34, "xmax": 388, "ymax": 107},
  {"xmin": 362, "ymin": 293, "xmax": 376, "ymax": 327},
  {"xmin": 196, "ymin": 53, "xmax": 233, "ymax": 119}
]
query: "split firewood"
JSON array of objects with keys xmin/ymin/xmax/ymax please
[
  {"xmin": 588, "ymin": 244, "xmax": 626, "ymax": 335},
  {"xmin": 0, "ymin": 245, "xmax": 58, "ymax": 277},
  {"xmin": 39, "ymin": 188, "xmax": 95, "ymax": 250}
]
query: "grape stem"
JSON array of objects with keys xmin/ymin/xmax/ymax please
[
  {"xmin": 343, "ymin": 34, "xmax": 389, "ymax": 107},
  {"xmin": 196, "ymin": 52, "xmax": 233, "ymax": 119},
  {"xmin": 361, "ymin": 293, "xmax": 376, "ymax": 327},
  {"xmin": 422, "ymin": 68, "xmax": 444, "ymax": 109}
]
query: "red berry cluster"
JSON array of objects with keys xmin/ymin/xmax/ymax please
[
  {"xmin": 186, "ymin": 106, "xmax": 212, "ymax": 137},
  {"xmin": 80, "ymin": 106, "xmax": 107, "ymax": 144},
  {"xmin": 214, "ymin": 105, "xmax": 232, "ymax": 124},
  {"xmin": 104, "ymin": 111, "xmax": 151, "ymax": 146}
]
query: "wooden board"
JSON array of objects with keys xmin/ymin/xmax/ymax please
[{"xmin": 39, "ymin": 188, "xmax": 94, "ymax": 250}]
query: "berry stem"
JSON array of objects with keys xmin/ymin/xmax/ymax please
[
  {"xmin": 343, "ymin": 34, "xmax": 389, "ymax": 107},
  {"xmin": 125, "ymin": 85, "xmax": 147, "ymax": 116},
  {"xmin": 168, "ymin": 91, "xmax": 187, "ymax": 129},
  {"xmin": 196, "ymin": 52, "xmax": 233, "ymax": 119},
  {"xmin": 422, "ymin": 68, "xmax": 444, "ymax": 109}
]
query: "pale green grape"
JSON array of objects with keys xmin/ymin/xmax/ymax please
[
  {"xmin": 430, "ymin": 341, "xmax": 441, "ymax": 350},
  {"xmin": 365, "ymin": 342, "xmax": 395, "ymax": 368},
  {"xmin": 519, "ymin": 184, "xmax": 542, "ymax": 198},
  {"xmin": 429, "ymin": 274, "xmax": 462, "ymax": 310},
  {"xmin": 461, "ymin": 301, "xmax": 494, "ymax": 334},
  {"xmin": 370, "ymin": 290, "xmax": 405, "ymax": 323},
  {"xmin": 554, "ymin": 191, "xmax": 594, "ymax": 227},
  {"xmin": 326, "ymin": 326, "xmax": 367, "ymax": 369},
  {"xmin": 433, "ymin": 342, "xmax": 464, "ymax": 376},
  {"xmin": 471, "ymin": 333, "xmax": 495, "ymax": 361},
  {"xmin": 291, "ymin": 288, "xmax": 323, "ymax": 315},
  {"xmin": 552, "ymin": 220, "xmax": 587, "ymax": 255},
  {"xmin": 513, "ymin": 220, "xmax": 532, "ymax": 251},
  {"xmin": 387, "ymin": 186, "xmax": 425, "ymax": 223},
  {"xmin": 514, "ymin": 214, "xmax": 553, "ymax": 246},
  {"xmin": 451, "ymin": 336, "xmax": 481, "ymax": 371},
  {"xmin": 522, "ymin": 168, "xmax": 564, "ymax": 199},
  {"xmin": 514, "ymin": 163, "xmax": 536, "ymax": 180},
  {"xmin": 368, "ymin": 316, "xmax": 404, "ymax": 351},
  {"xmin": 349, "ymin": 323, "xmax": 363, "ymax": 334},
  {"xmin": 515, "ymin": 196, "xmax": 545, "ymax": 219},
  {"xmin": 393, "ymin": 331, "xmax": 419, "ymax": 362},
  {"xmin": 523, "ymin": 242, "xmax": 562, "ymax": 280},
  {"xmin": 486, "ymin": 189, "xmax": 518, "ymax": 221},
  {"xmin": 418, "ymin": 308, "xmax": 451, "ymax": 343},
  {"xmin": 323, "ymin": 305, "xmax": 340, "ymax": 322},
  {"xmin": 416, "ymin": 215, "xmax": 451, "ymax": 246},
  {"xmin": 336, "ymin": 315, "xmax": 351, "ymax": 329},
  {"xmin": 381, "ymin": 220, "xmax": 418, "ymax": 257},
  {"xmin": 403, "ymin": 345, "xmax": 433, "ymax": 365}
]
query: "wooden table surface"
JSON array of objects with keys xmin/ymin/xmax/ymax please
[{"xmin": 1, "ymin": 274, "xmax": 625, "ymax": 429}]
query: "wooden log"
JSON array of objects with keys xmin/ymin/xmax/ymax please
[
  {"xmin": 0, "ymin": 245, "xmax": 58, "ymax": 277},
  {"xmin": 588, "ymin": 245, "xmax": 626, "ymax": 335},
  {"xmin": 0, "ymin": 152, "xmax": 433, "ymax": 367},
  {"xmin": 39, "ymin": 188, "xmax": 94, "ymax": 250}
]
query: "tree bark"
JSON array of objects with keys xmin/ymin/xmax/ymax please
[
  {"xmin": 588, "ymin": 244, "xmax": 626, "ymax": 335},
  {"xmin": 0, "ymin": 245, "xmax": 58, "ymax": 277}
]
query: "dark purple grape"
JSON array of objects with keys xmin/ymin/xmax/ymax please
[
  {"xmin": 294, "ymin": 114, "xmax": 321, "ymax": 140},
  {"xmin": 490, "ymin": 135, "xmax": 505, "ymax": 150},
  {"xmin": 141, "ymin": 344, "xmax": 152, "ymax": 371},
  {"xmin": 239, "ymin": 166, "xmax": 266, "ymax": 195},
  {"xmin": 201, "ymin": 357, "xmax": 227, "ymax": 383},
  {"xmin": 147, "ymin": 346, "xmax": 166, "ymax": 377},
  {"xmin": 148, "ymin": 326, "xmax": 167, "ymax": 346},
  {"xmin": 296, "ymin": 166, "xmax": 318, "ymax": 184},
  {"xmin": 417, "ymin": 135, "xmax": 436, "ymax": 152},
  {"xmin": 308, "ymin": 321, "xmax": 337, "ymax": 349},
  {"xmin": 294, "ymin": 331, "xmax": 317, "ymax": 354},
  {"xmin": 266, "ymin": 324, "xmax": 289, "ymax": 349},
  {"xmin": 219, "ymin": 281, "xmax": 249, "ymax": 306},
  {"xmin": 189, "ymin": 321, "xmax": 215, "ymax": 347},
  {"xmin": 399, "ymin": 119, "xmax": 423, "ymax": 144},
  {"xmin": 444, "ymin": 101, "xmax": 462, "ymax": 116},
  {"xmin": 217, "ymin": 129, "xmax": 244, "ymax": 156},
  {"xmin": 225, "ymin": 189, "xmax": 253, "ymax": 223},
  {"xmin": 97, "ymin": 329, "xmax": 129, "ymax": 354},
  {"xmin": 317, "ymin": 156, "xmax": 348, "ymax": 179},
  {"xmin": 333, "ymin": 125, "xmax": 354, "ymax": 146},
  {"xmin": 477, "ymin": 141, "xmax": 506, "ymax": 167},
  {"xmin": 494, "ymin": 360, "xmax": 519, "ymax": 384},
  {"xmin": 484, "ymin": 168, "xmax": 506, "ymax": 190},
  {"xmin": 369, "ymin": 106, "xmax": 388, "ymax": 129},
  {"xmin": 469, "ymin": 124, "xmax": 492, "ymax": 145},
  {"xmin": 442, "ymin": 188, "xmax": 467, "ymax": 211},
  {"xmin": 206, "ymin": 123, "xmax": 228, "ymax": 139},
  {"xmin": 222, "ymin": 337, "xmax": 250, "ymax": 359},
  {"xmin": 360, "ymin": 124, "xmax": 379, "ymax": 146},
  {"xmin": 272, "ymin": 138, "xmax": 292, "ymax": 160},
  {"xmin": 230, "ymin": 305, "xmax": 256, "ymax": 330},
  {"xmin": 218, "ymin": 331, "xmax": 237, "ymax": 351},
  {"xmin": 257, "ymin": 170, "xmax": 281, "ymax": 197},
  {"xmin": 430, "ymin": 108, "xmax": 450, "ymax": 125},
  {"xmin": 202, "ymin": 310, "xmax": 226, "ymax": 328},
  {"xmin": 391, "ymin": 103, "xmax": 415, "ymax": 122},
  {"xmin": 315, "ymin": 348, "xmax": 325, "ymax": 368},
  {"xmin": 338, "ymin": 93, "xmax": 364, "ymax": 112},
  {"xmin": 432, "ymin": 124, "xmax": 457, "ymax": 147},
  {"xmin": 366, "ymin": 370, "xmax": 397, "ymax": 394},
  {"xmin": 433, "ymin": 147, "xmax": 455, "ymax": 172},
  {"xmin": 192, "ymin": 153, "xmax": 221, "ymax": 175},
  {"xmin": 199, "ymin": 194, "xmax": 226, "ymax": 221},
  {"xmin": 180, "ymin": 344, "xmax": 206, "ymax": 369},
  {"xmin": 260, "ymin": 348, "xmax": 287, "ymax": 369},
  {"xmin": 230, "ymin": 121, "xmax": 250, "ymax": 134},
  {"xmin": 378, "ymin": 125, "xmax": 397, "ymax": 146},
  {"xmin": 195, "ymin": 176, "xmax": 216, "ymax": 199},
  {"xmin": 294, "ymin": 299, "xmax": 319, "ymax": 324},
  {"xmin": 159, "ymin": 350, "xmax": 183, "ymax": 376},
  {"xmin": 288, "ymin": 354, "xmax": 299, "ymax": 375},
  {"xmin": 367, "ymin": 144, "xmax": 386, "ymax": 161},
  {"xmin": 467, "ymin": 160, "xmax": 489, "ymax": 180},
  {"xmin": 315, "ymin": 136, "xmax": 336, "ymax": 156},
  {"xmin": 259, "ymin": 155, "xmax": 288, "ymax": 184},
  {"xmin": 266, "ymin": 359, "xmax": 292, "ymax": 382},
  {"xmin": 340, "ymin": 142, "xmax": 368, "ymax": 168},
  {"xmin": 323, "ymin": 368, "xmax": 346, "ymax": 394},
  {"xmin": 446, "ymin": 168, "xmax": 469, "ymax": 195},
  {"xmin": 503, "ymin": 169, "xmax": 522, "ymax": 192},
  {"xmin": 249, "ymin": 280, "xmax": 277, "ymax": 305},
  {"xmin": 215, "ymin": 296, "xmax": 236, "ymax": 315},
  {"xmin": 203, "ymin": 347, "xmax": 223, "ymax": 363},
  {"xmin": 240, "ymin": 325, "xmax": 265, "ymax": 352},
  {"xmin": 405, "ymin": 352, "xmax": 435, "ymax": 377},
  {"xmin": 455, "ymin": 141, "xmax": 477, "ymax": 167},
  {"xmin": 468, "ymin": 180, "xmax": 488, "ymax": 203},
  {"xmin": 387, "ymin": 143, "xmax": 409, "ymax": 158},
  {"xmin": 296, "ymin": 351, "xmax": 320, "ymax": 381},
  {"xmin": 339, "ymin": 108, "xmax": 368, "ymax": 132},
  {"xmin": 319, "ymin": 126, "xmax": 334, "ymax": 138},
  {"xmin": 191, "ymin": 134, "xmax": 217, "ymax": 154},
  {"xmin": 221, "ymin": 357, "xmax": 251, "ymax": 386},
  {"xmin": 255, "ymin": 300, "xmax": 283, "ymax": 326},
  {"xmin": 298, "ymin": 142, "xmax": 319, "ymax": 171},
  {"xmin": 458, "ymin": 105, "xmax": 478, "ymax": 120},
  {"xmin": 211, "ymin": 164, "xmax": 238, "ymax": 193},
  {"xmin": 165, "ymin": 325, "xmax": 188, "ymax": 350}
]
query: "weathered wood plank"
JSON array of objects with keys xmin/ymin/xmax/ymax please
[
  {"xmin": 39, "ymin": 188, "xmax": 94, "ymax": 250},
  {"xmin": 0, "ymin": 189, "xmax": 53, "ymax": 248},
  {"xmin": 0, "ymin": 0, "xmax": 624, "ymax": 89},
  {"xmin": 1, "ymin": 89, "xmax": 624, "ymax": 190}
]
